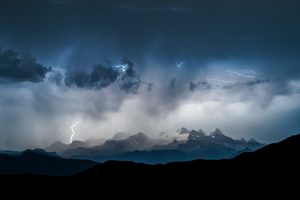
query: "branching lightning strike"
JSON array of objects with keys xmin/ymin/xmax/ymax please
[{"xmin": 70, "ymin": 120, "xmax": 81, "ymax": 144}]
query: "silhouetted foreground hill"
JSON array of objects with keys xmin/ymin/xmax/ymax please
[
  {"xmin": 76, "ymin": 133, "xmax": 300, "ymax": 184},
  {"xmin": 1, "ymin": 134, "xmax": 300, "ymax": 186},
  {"xmin": 236, "ymin": 133, "xmax": 300, "ymax": 161},
  {"xmin": 0, "ymin": 149, "xmax": 97, "ymax": 176}
]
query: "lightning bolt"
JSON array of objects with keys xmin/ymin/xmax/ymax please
[
  {"xmin": 176, "ymin": 61, "xmax": 184, "ymax": 69},
  {"xmin": 227, "ymin": 69, "xmax": 256, "ymax": 78},
  {"xmin": 112, "ymin": 64, "xmax": 128, "ymax": 72},
  {"xmin": 70, "ymin": 120, "xmax": 81, "ymax": 144}
]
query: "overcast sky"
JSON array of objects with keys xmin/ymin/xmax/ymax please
[{"xmin": 0, "ymin": 0, "xmax": 300, "ymax": 149}]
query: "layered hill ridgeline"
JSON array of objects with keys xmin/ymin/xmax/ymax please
[
  {"xmin": 75, "ymin": 133, "xmax": 300, "ymax": 184},
  {"xmin": 0, "ymin": 149, "xmax": 97, "ymax": 176},
  {"xmin": 0, "ymin": 133, "xmax": 299, "ymax": 185}
]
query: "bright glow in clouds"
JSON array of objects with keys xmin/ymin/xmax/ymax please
[
  {"xmin": 226, "ymin": 69, "xmax": 256, "ymax": 78},
  {"xmin": 70, "ymin": 120, "xmax": 81, "ymax": 143},
  {"xmin": 112, "ymin": 64, "xmax": 128, "ymax": 72}
]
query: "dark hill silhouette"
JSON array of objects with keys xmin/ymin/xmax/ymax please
[
  {"xmin": 76, "ymin": 133, "xmax": 300, "ymax": 184},
  {"xmin": 236, "ymin": 133, "xmax": 300, "ymax": 161},
  {"xmin": 0, "ymin": 149, "xmax": 97, "ymax": 176},
  {"xmin": 1, "ymin": 133, "xmax": 299, "ymax": 186}
]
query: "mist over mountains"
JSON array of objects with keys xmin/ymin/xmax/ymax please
[{"xmin": 44, "ymin": 128, "xmax": 263, "ymax": 163}]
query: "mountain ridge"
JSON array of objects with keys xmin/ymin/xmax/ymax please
[{"xmin": 48, "ymin": 128, "xmax": 264, "ymax": 162}]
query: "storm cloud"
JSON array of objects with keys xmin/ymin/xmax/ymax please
[
  {"xmin": 65, "ymin": 64, "xmax": 120, "ymax": 89},
  {"xmin": 0, "ymin": 0, "xmax": 300, "ymax": 149},
  {"xmin": 0, "ymin": 49, "xmax": 51, "ymax": 82},
  {"xmin": 65, "ymin": 58, "xmax": 141, "ymax": 93},
  {"xmin": 117, "ymin": 58, "xmax": 141, "ymax": 94}
]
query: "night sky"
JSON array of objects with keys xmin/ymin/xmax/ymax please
[{"xmin": 0, "ymin": 0, "xmax": 300, "ymax": 149}]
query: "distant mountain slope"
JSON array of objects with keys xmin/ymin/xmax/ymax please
[
  {"xmin": 45, "ymin": 140, "xmax": 89, "ymax": 153},
  {"xmin": 65, "ymin": 132, "xmax": 151, "ymax": 156},
  {"xmin": 0, "ymin": 149, "xmax": 97, "ymax": 176}
]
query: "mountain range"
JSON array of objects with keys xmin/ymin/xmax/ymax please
[
  {"xmin": 0, "ymin": 132, "xmax": 299, "ymax": 186},
  {"xmin": 47, "ymin": 128, "xmax": 263, "ymax": 163}
]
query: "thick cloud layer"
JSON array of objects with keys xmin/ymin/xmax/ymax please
[
  {"xmin": 1, "ymin": 70, "xmax": 300, "ymax": 150},
  {"xmin": 0, "ymin": 0, "xmax": 300, "ymax": 149}
]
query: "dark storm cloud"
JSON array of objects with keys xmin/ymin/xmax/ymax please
[
  {"xmin": 1, "ymin": 0, "xmax": 299, "ymax": 70},
  {"xmin": 0, "ymin": 49, "xmax": 51, "ymax": 82},
  {"xmin": 65, "ymin": 64, "xmax": 119, "ymax": 89},
  {"xmin": 110, "ymin": 2, "xmax": 192, "ymax": 13},
  {"xmin": 48, "ymin": 0, "xmax": 77, "ymax": 5},
  {"xmin": 118, "ymin": 58, "xmax": 141, "ymax": 94},
  {"xmin": 65, "ymin": 58, "xmax": 141, "ymax": 93},
  {"xmin": 90, "ymin": 65, "xmax": 120, "ymax": 88}
]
